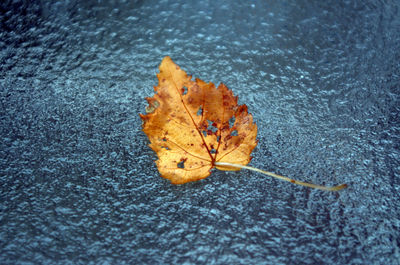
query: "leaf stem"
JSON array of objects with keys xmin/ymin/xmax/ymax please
[{"xmin": 214, "ymin": 162, "xmax": 347, "ymax": 191}]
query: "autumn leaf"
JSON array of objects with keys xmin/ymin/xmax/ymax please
[
  {"xmin": 140, "ymin": 56, "xmax": 257, "ymax": 184},
  {"xmin": 140, "ymin": 56, "xmax": 347, "ymax": 191}
]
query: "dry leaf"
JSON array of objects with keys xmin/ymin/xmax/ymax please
[
  {"xmin": 140, "ymin": 56, "xmax": 257, "ymax": 184},
  {"xmin": 140, "ymin": 56, "xmax": 347, "ymax": 191}
]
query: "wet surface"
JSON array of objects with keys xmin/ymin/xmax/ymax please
[{"xmin": 1, "ymin": 0, "xmax": 400, "ymax": 264}]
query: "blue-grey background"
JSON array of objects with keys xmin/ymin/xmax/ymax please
[{"xmin": 1, "ymin": 0, "xmax": 399, "ymax": 264}]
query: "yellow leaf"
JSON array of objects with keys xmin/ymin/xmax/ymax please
[{"xmin": 140, "ymin": 56, "xmax": 257, "ymax": 184}]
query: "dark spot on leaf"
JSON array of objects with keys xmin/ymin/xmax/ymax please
[
  {"xmin": 231, "ymin": 130, "xmax": 238, "ymax": 136},
  {"xmin": 182, "ymin": 86, "xmax": 188, "ymax": 95},
  {"xmin": 177, "ymin": 158, "xmax": 187, "ymax": 168},
  {"xmin": 229, "ymin": 117, "xmax": 235, "ymax": 127},
  {"xmin": 221, "ymin": 124, "xmax": 230, "ymax": 131},
  {"xmin": 207, "ymin": 120, "xmax": 218, "ymax": 133},
  {"xmin": 222, "ymin": 95, "xmax": 231, "ymax": 106},
  {"xmin": 197, "ymin": 106, "xmax": 203, "ymax": 116},
  {"xmin": 210, "ymin": 149, "xmax": 217, "ymax": 154}
]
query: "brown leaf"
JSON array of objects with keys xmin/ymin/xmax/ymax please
[{"xmin": 140, "ymin": 56, "xmax": 257, "ymax": 184}]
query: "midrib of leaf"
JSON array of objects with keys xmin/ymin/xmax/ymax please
[
  {"xmin": 167, "ymin": 64, "xmax": 214, "ymax": 163},
  {"xmin": 214, "ymin": 86, "xmax": 226, "ymax": 162},
  {"xmin": 213, "ymin": 88, "xmax": 243, "ymax": 163}
]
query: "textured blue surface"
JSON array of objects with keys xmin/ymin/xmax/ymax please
[{"xmin": 1, "ymin": 0, "xmax": 400, "ymax": 264}]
